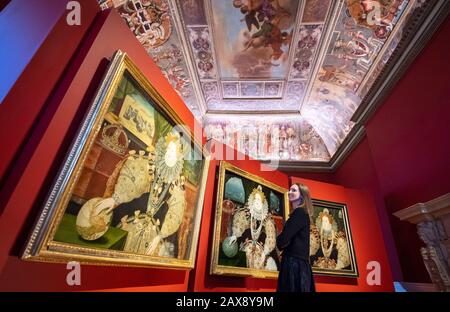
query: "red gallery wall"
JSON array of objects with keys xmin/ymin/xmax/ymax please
[
  {"xmin": 0, "ymin": 6, "xmax": 199, "ymax": 291},
  {"xmin": 333, "ymin": 138, "xmax": 403, "ymax": 282}
]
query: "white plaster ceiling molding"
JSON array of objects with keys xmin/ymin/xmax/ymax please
[{"xmin": 98, "ymin": 0, "xmax": 450, "ymax": 170}]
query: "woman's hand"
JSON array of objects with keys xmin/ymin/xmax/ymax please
[
  {"xmin": 93, "ymin": 197, "xmax": 115, "ymax": 216},
  {"xmin": 228, "ymin": 235, "xmax": 237, "ymax": 245}
]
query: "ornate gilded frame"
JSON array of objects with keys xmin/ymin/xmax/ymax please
[
  {"xmin": 210, "ymin": 161, "xmax": 289, "ymax": 279},
  {"xmin": 310, "ymin": 199, "xmax": 359, "ymax": 277},
  {"xmin": 21, "ymin": 51, "xmax": 210, "ymax": 269}
]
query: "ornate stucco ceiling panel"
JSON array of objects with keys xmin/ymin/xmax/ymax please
[
  {"xmin": 204, "ymin": 114, "xmax": 331, "ymax": 161},
  {"xmin": 175, "ymin": 0, "xmax": 333, "ymax": 112},
  {"xmin": 302, "ymin": 80, "xmax": 358, "ymax": 155},
  {"xmin": 296, "ymin": 0, "xmax": 430, "ymax": 157},
  {"xmin": 357, "ymin": 0, "xmax": 428, "ymax": 100},
  {"xmin": 98, "ymin": 0, "xmax": 447, "ymax": 168},
  {"xmin": 290, "ymin": 24, "xmax": 324, "ymax": 80}
]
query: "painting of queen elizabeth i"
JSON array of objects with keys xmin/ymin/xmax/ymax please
[
  {"xmin": 211, "ymin": 162, "xmax": 289, "ymax": 278},
  {"xmin": 22, "ymin": 52, "xmax": 209, "ymax": 269},
  {"xmin": 309, "ymin": 200, "xmax": 358, "ymax": 277}
]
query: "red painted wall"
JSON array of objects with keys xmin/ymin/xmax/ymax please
[
  {"xmin": 333, "ymin": 138, "xmax": 403, "ymax": 282},
  {"xmin": 0, "ymin": 8, "xmax": 199, "ymax": 291}
]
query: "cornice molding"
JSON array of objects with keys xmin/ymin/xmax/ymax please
[
  {"xmin": 277, "ymin": 125, "xmax": 366, "ymax": 172},
  {"xmin": 283, "ymin": 0, "xmax": 450, "ymax": 172},
  {"xmin": 352, "ymin": 0, "xmax": 450, "ymax": 124},
  {"xmin": 393, "ymin": 193, "xmax": 450, "ymax": 224}
]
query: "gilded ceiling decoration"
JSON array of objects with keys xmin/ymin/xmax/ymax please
[{"xmin": 98, "ymin": 0, "xmax": 445, "ymax": 168}]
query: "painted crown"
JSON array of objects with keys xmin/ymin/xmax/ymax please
[{"xmin": 100, "ymin": 123, "xmax": 129, "ymax": 155}]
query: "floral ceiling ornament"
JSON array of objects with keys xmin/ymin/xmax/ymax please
[{"xmin": 118, "ymin": 0, "xmax": 173, "ymax": 49}]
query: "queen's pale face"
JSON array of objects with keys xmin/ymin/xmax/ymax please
[
  {"xmin": 288, "ymin": 184, "xmax": 302, "ymax": 203},
  {"xmin": 322, "ymin": 216, "xmax": 332, "ymax": 232},
  {"xmin": 253, "ymin": 193, "xmax": 263, "ymax": 214},
  {"xmin": 165, "ymin": 141, "xmax": 178, "ymax": 167}
]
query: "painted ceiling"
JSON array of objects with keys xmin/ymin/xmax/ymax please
[{"xmin": 97, "ymin": 0, "xmax": 434, "ymax": 166}]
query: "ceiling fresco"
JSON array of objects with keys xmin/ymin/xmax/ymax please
[
  {"xmin": 210, "ymin": 0, "xmax": 300, "ymax": 79},
  {"xmin": 204, "ymin": 114, "xmax": 330, "ymax": 161},
  {"xmin": 98, "ymin": 0, "xmax": 437, "ymax": 165}
]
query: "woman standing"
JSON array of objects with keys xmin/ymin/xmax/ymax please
[{"xmin": 277, "ymin": 183, "xmax": 316, "ymax": 292}]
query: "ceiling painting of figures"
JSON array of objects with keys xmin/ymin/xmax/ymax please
[{"xmin": 98, "ymin": 0, "xmax": 443, "ymax": 167}]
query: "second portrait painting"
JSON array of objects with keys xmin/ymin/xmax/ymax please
[{"xmin": 211, "ymin": 161, "xmax": 289, "ymax": 279}]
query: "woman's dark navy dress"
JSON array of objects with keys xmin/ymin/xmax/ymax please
[{"xmin": 276, "ymin": 208, "xmax": 316, "ymax": 292}]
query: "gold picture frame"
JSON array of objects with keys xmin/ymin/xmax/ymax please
[
  {"xmin": 210, "ymin": 161, "xmax": 289, "ymax": 279},
  {"xmin": 22, "ymin": 51, "xmax": 210, "ymax": 269},
  {"xmin": 310, "ymin": 199, "xmax": 359, "ymax": 277}
]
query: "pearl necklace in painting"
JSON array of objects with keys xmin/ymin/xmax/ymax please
[
  {"xmin": 250, "ymin": 214, "xmax": 264, "ymax": 243},
  {"xmin": 320, "ymin": 228, "xmax": 335, "ymax": 259}
]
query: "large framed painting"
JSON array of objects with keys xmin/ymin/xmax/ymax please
[
  {"xmin": 310, "ymin": 199, "xmax": 358, "ymax": 277},
  {"xmin": 22, "ymin": 51, "xmax": 210, "ymax": 269},
  {"xmin": 210, "ymin": 161, "xmax": 289, "ymax": 279}
]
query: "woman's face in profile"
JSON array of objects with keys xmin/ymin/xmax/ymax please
[{"xmin": 288, "ymin": 184, "xmax": 302, "ymax": 203}]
